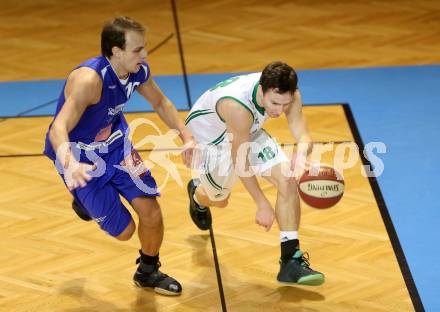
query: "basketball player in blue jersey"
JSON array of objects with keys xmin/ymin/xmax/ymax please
[
  {"xmin": 185, "ymin": 62, "xmax": 324, "ymax": 286},
  {"xmin": 44, "ymin": 17, "xmax": 194, "ymax": 296}
]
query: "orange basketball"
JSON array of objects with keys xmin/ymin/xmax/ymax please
[{"xmin": 298, "ymin": 164, "xmax": 344, "ymax": 209}]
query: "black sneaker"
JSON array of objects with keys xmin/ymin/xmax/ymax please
[
  {"xmin": 187, "ymin": 179, "xmax": 212, "ymax": 231},
  {"xmin": 277, "ymin": 249, "xmax": 325, "ymax": 286},
  {"xmin": 133, "ymin": 257, "xmax": 182, "ymax": 296},
  {"xmin": 72, "ymin": 200, "xmax": 92, "ymax": 221}
]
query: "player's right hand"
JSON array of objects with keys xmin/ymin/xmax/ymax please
[
  {"xmin": 255, "ymin": 199, "xmax": 275, "ymax": 231},
  {"xmin": 63, "ymin": 160, "xmax": 95, "ymax": 190},
  {"xmin": 181, "ymin": 137, "xmax": 196, "ymax": 168}
]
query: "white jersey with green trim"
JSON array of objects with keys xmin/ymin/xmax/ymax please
[{"xmin": 185, "ymin": 73, "xmax": 268, "ymax": 145}]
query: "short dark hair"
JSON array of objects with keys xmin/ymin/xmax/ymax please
[
  {"xmin": 101, "ymin": 16, "xmax": 145, "ymax": 58},
  {"xmin": 259, "ymin": 61, "xmax": 298, "ymax": 94}
]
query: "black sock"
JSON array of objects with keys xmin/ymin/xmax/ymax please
[
  {"xmin": 281, "ymin": 239, "xmax": 299, "ymax": 260},
  {"xmin": 139, "ymin": 250, "xmax": 159, "ymax": 265}
]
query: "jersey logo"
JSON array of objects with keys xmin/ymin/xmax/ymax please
[{"xmin": 108, "ymin": 104, "xmax": 125, "ymax": 116}]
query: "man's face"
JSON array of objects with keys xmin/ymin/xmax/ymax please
[
  {"xmin": 120, "ymin": 30, "xmax": 147, "ymax": 73},
  {"xmin": 261, "ymin": 88, "xmax": 293, "ymax": 118}
]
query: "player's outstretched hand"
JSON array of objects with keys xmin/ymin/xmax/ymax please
[{"xmin": 182, "ymin": 138, "xmax": 196, "ymax": 168}]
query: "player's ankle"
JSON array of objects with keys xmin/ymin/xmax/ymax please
[{"xmin": 280, "ymin": 238, "xmax": 299, "ymax": 260}]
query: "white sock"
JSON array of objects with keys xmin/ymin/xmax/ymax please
[{"xmin": 280, "ymin": 231, "xmax": 298, "ymax": 242}]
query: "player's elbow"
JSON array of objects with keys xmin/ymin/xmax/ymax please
[
  {"xmin": 150, "ymin": 97, "xmax": 168, "ymax": 111},
  {"xmin": 231, "ymin": 139, "xmax": 251, "ymax": 166},
  {"xmin": 48, "ymin": 123, "xmax": 59, "ymax": 145}
]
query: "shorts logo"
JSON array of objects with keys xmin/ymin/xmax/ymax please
[
  {"xmin": 94, "ymin": 216, "xmax": 107, "ymax": 224},
  {"xmin": 120, "ymin": 150, "xmax": 148, "ymax": 178},
  {"xmin": 119, "ymin": 118, "xmax": 184, "ymax": 192}
]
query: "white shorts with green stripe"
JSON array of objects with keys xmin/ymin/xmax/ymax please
[{"xmin": 192, "ymin": 129, "xmax": 288, "ymax": 202}]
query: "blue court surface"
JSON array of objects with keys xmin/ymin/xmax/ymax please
[{"xmin": 1, "ymin": 65, "xmax": 439, "ymax": 311}]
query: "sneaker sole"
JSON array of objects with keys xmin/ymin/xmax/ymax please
[
  {"xmin": 278, "ymin": 273, "xmax": 325, "ymax": 286},
  {"xmin": 154, "ymin": 287, "xmax": 182, "ymax": 296},
  {"xmin": 133, "ymin": 281, "xmax": 182, "ymax": 296}
]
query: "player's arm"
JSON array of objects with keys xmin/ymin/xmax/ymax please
[
  {"xmin": 137, "ymin": 77, "xmax": 194, "ymax": 167},
  {"xmin": 219, "ymin": 99, "xmax": 275, "ymax": 231},
  {"xmin": 48, "ymin": 68, "xmax": 101, "ymax": 189},
  {"xmin": 285, "ymin": 90, "xmax": 312, "ymax": 176},
  {"xmin": 285, "ymin": 90, "xmax": 312, "ymax": 154}
]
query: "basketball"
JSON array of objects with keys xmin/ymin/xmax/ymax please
[{"xmin": 298, "ymin": 164, "xmax": 344, "ymax": 209}]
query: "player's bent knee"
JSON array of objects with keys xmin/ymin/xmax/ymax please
[
  {"xmin": 139, "ymin": 206, "xmax": 163, "ymax": 227},
  {"xmin": 133, "ymin": 197, "xmax": 159, "ymax": 213},
  {"xmin": 115, "ymin": 219, "xmax": 136, "ymax": 241}
]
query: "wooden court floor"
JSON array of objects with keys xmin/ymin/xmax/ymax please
[
  {"xmin": 2, "ymin": 0, "xmax": 437, "ymax": 310},
  {"xmin": 0, "ymin": 106, "xmax": 412, "ymax": 311}
]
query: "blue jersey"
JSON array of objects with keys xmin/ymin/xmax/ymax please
[{"xmin": 44, "ymin": 56, "xmax": 150, "ymax": 164}]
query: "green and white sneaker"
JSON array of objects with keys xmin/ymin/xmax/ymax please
[{"xmin": 277, "ymin": 250, "xmax": 325, "ymax": 286}]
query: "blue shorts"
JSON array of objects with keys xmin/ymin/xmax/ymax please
[{"xmin": 60, "ymin": 148, "xmax": 159, "ymax": 237}]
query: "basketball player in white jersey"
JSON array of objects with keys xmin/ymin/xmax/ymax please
[{"xmin": 185, "ymin": 62, "xmax": 324, "ymax": 285}]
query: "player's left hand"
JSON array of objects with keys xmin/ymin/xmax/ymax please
[
  {"xmin": 255, "ymin": 198, "xmax": 275, "ymax": 231},
  {"xmin": 289, "ymin": 151, "xmax": 309, "ymax": 183}
]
